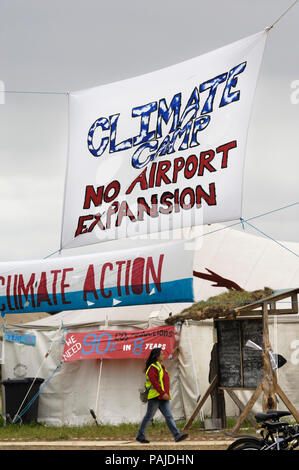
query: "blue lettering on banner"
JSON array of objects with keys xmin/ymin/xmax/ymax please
[
  {"xmin": 82, "ymin": 332, "xmax": 113, "ymax": 355},
  {"xmin": 62, "ymin": 328, "xmax": 174, "ymax": 361},
  {"xmin": 4, "ymin": 331, "xmax": 36, "ymax": 346},
  {"xmin": 87, "ymin": 62, "xmax": 247, "ymax": 169}
]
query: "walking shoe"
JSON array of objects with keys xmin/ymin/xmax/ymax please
[
  {"xmin": 175, "ymin": 433, "xmax": 188, "ymax": 442},
  {"xmin": 136, "ymin": 437, "xmax": 150, "ymax": 443}
]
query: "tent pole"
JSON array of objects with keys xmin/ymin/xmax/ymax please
[{"xmin": 95, "ymin": 358, "xmax": 103, "ymax": 419}]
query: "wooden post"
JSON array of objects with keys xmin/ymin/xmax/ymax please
[
  {"xmin": 291, "ymin": 293, "xmax": 298, "ymax": 314},
  {"xmin": 275, "ymin": 384, "xmax": 299, "ymax": 422},
  {"xmin": 231, "ymin": 382, "xmax": 263, "ymax": 434},
  {"xmin": 261, "ymin": 302, "xmax": 277, "ymax": 411},
  {"xmin": 275, "ymin": 383, "xmax": 299, "ymax": 423},
  {"xmin": 209, "ymin": 343, "xmax": 226, "ymax": 428},
  {"xmin": 183, "ymin": 376, "xmax": 218, "ymax": 430},
  {"xmin": 225, "ymin": 389, "xmax": 259, "ymax": 429}
]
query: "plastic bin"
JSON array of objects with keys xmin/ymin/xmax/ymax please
[
  {"xmin": 1, "ymin": 377, "xmax": 44, "ymax": 424},
  {"xmin": 204, "ymin": 418, "xmax": 222, "ymax": 430}
]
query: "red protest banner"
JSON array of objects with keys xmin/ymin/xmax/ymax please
[{"xmin": 62, "ymin": 325, "xmax": 175, "ymax": 362}]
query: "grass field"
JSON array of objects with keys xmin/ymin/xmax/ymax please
[{"xmin": 0, "ymin": 417, "xmax": 256, "ymax": 441}]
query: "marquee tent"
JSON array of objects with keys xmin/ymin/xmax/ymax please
[{"xmin": 1, "ymin": 226, "xmax": 299, "ymax": 426}]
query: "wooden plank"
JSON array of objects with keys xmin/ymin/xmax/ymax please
[
  {"xmin": 215, "ymin": 315, "xmax": 261, "ymax": 321},
  {"xmin": 215, "ymin": 309, "xmax": 297, "ymax": 320},
  {"xmin": 225, "ymin": 389, "xmax": 259, "ymax": 429},
  {"xmin": 239, "ymin": 322, "xmax": 244, "ymax": 387},
  {"xmin": 262, "ymin": 303, "xmax": 277, "ymax": 411},
  {"xmin": 291, "ymin": 294, "xmax": 298, "ymax": 314},
  {"xmin": 219, "ymin": 387, "xmax": 256, "ymax": 391},
  {"xmin": 235, "ymin": 289, "xmax": 299, "ymax": 313},
  {"xmin": 262, "ymin": 303, "xmax": 270, "ymax": 349},
  {"xmin": 183, "ymin": 376, "xmax": 218, "ymax": 431},
  {"xmin": 275, "ymin": 383, "xmax": 299, "ymax": 423},
  {"xmin": 236, "ymin": 309, "xmax": 297, "ymax": 317},
  {"xmin": 231, "ymin": 382, "xmax": 263, "ymax": 434},
  {"xmin": 209, "ymin": 343, "xmax": 226, "ymax": 429}
]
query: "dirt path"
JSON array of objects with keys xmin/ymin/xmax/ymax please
[{"xmin": 0, "ymin": 439, "xmax": 233, "ymax": 450}]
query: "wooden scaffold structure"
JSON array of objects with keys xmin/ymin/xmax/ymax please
[{"xmin": 167, "ymin": 287, "xmax": 299, "ymax": 434}]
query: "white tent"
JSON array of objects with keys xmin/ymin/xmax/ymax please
[
  {"xmin": 1, "ymin": 226, "xmax": 299, "ymax": 426},
  {"xmin": 1, "ymin": 307, "xmax": 201, "ymax": 426}
]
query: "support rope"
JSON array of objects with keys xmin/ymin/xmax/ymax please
[
  {"xmin": 199, "ymin": 202, "xmax": 299, "ymax": 242},
  {"xmin": 4, "ymin": 90, "xmax": 68, "ymax": 96},
  {"xmin": 11, "ymin": 323, "xmax": 64, "ymax": 424},
  {"xmin": 240, "ymin": 218, "xmax": 298, "ymax": 258},
  {"xmin": 45, "ymin": 201, "xmax": 299, "ymax": 260},
  {"xmin": 266, "ymin": 0, "xmax": 298, "ymax": 31},
  {"xmin": 12, "ymin": 361, "xmax": 64, "ymax": 424}
]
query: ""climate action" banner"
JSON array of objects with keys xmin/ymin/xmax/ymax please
[{"xmin": 0, "ymin": 239, "xmax": 194, "ymax": 316}]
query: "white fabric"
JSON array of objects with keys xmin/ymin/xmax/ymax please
[
  {"xmin": 2, "ymin": 227, "xmax": 298, "ymax": 425},
  {"xmin": 61, "ymin": 31, "xmax": 267, "ymax": 249},
  {"xmin": 0, "ymin": 239, "xmax": 194, "ymax": 316}
]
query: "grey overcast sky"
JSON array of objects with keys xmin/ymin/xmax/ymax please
[{"xmin": 0, "ymin": 0, "xmax": 298, "ymax": 261}]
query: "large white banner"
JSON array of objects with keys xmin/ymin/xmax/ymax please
[
  {"xmin": 61, "ymin": 31, "xmax": 267, "ymax": 249},
  {"xmin": 0, "ymin": 240, "xmax": 194, "ymax": 316}
]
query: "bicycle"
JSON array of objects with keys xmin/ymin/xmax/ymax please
[{"xmin": 227, "ymin": 410, "xmax": 299, "ymax": 450}]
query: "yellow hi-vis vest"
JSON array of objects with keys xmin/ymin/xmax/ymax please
[{"xmin": 145, "ymin": 361, "xmax": 170, "ymax": 400}]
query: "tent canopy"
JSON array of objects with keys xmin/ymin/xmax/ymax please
[{"xmin": 1, "ymin": 227, "xmax": 298, "ymax": 426}]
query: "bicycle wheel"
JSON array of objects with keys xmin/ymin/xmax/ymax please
[
  {"xmin": 240, "ymin": 442, "xmax": 264, "ymax": 450},
  {"xmin": 227, "ymin": 438, "xmax": 264, "ymax": 450}
]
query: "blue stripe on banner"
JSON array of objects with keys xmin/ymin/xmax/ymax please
[{"xmin": 0, "ymin": 278, "xmax": 194, "ymax": 315}]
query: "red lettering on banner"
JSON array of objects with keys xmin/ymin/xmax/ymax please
[
  {"xmin": 125, "ymin": 260, "xmax": 131, "ymax": 295},
  {"xmin": 131, "ymin": 258, "xmax": 145, "ymax": 295},
  {"xmin": 173, "ymin": 157, "xmax": 185, "ymax": 183},
  {"xmin": 17, "ymin": 273, "xmax": 36, "ymax": 308},
  {"xmin": 148, "ymin": 161, "xmax": 157, "ymax": 188},
  {"xmin": 100, "ymin": 262, "xmax": 113, "ymax": 298},
  {"xmin": 82, "ymin": 255, "xmax": 164, "ymax": 299},
  {"xmin": 198, "ymin": 150, "xmax": 216, "ymax": 175},
  {"xmin": 184, "ymin": 155, "xmax": 198, "ymax": 179},
  {"xmin": 74, "ymin": 139, "xmax": 237, "ymax": 237},
  {"xmin": 146, "ymin": 255, "xmax": 164, "ymax": 293},
  {"xmin": 83, "ymin": 181, "xmax": 120, "ymax": 209},
  {"xmin": 88, "ymin": 213, "xmax": 105, "ymax": 232},
  {"xmin": 125, "ymin": 168, "xmax": 148, "ymax": 194},
  {"xmin": 13, "ymin": 274, "xmax": 19, "ymax": 309},
  {"xmin": 61, "ymin": 268, "xmax": 73, "ymax": 304},
  {"xmin": 216, "ymin": 140, "xmax": 237, "ymax": 168},
  {"xmin": 196, "ymin": 182, "xmax": 216, "ymax": 206},
  {"xmin": 125, "ymin": 141, "xmax": 237, "ymax": 193},
  {"xmin": 37, "ymin": 271, "xmax": 52, "ymax": 307},
  {"xmin": 106, "ymin": 202, "xmax": 119, "ymax": 229},
  {"xmin": 137, "ymin": 194, "xmax": 158, "ymax": 220},
  {"xmin": 0, "ymin": 276, "xmax": 5, "ymax": 312},
  {"xmin": 116, "ymin": 260, "xmax": 126, "ymax": 296},
  {"xmin": 155, "ymin": 161, "xmax": 172, "ymax": 186},
  {"xmin": 7, "ymin": 276, "xmax": 15, "ymax": 311},
  {"xmin": 75, "ymin": 215, "xmax": 94, "ymax": 237},
  {"xmin": 83, "ymin": 185, "xmax": 104, "ymax": 209},
  {"xmin": 0, "ymin": 254, "xmax": 165, "ymax": 313},
  {"xmin": 83, "ymin": 264, "xmax": 99, "ymax": 301},
  {"xmin": 51, "ymin": 269, "xmax": 61, "ymax": 305},
  {"xmin": 159, "ymin": 191, "xmax": 174, "ymax": 214},
  {"xmin": 115, "ymin": 201, "xmax": 136, "ymax": 227}
]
